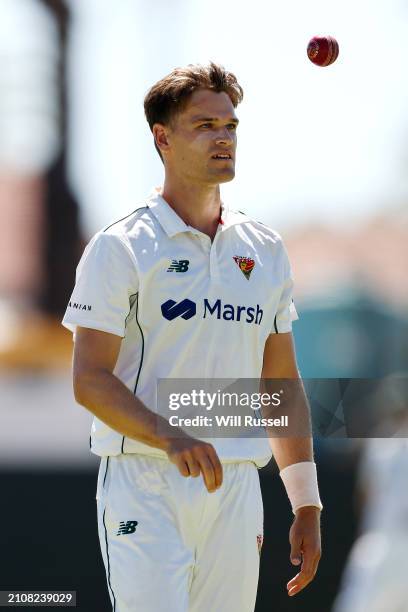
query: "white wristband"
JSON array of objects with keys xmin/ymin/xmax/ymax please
[{"xmin": 279, "ymin": 461, "xmax": 323, "ymax": 514}]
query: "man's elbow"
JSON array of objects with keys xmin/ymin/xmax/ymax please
[
  {"xmin": 73, "ymin": 373, "xmax": 88, "ymax": 406},
  {"xmin": 73, "ymin": 369, "xmax": 98, "ymax": 407},
  {"xmin": 73, "ymin": 366, "xmax": 112, "ymax": 407}
]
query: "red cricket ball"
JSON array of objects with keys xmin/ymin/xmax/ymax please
[{"xmin": 307, "ymin": 35, "xmax": 339, "ymax": 67}]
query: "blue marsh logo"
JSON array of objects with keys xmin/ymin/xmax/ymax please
[
  {"xmin": 161, "ymin": 299, "xmax": 196, "ymax": 321},
  {"xmin": 161, "ymin": 298, "xmax": 263, "ymax": 325}
]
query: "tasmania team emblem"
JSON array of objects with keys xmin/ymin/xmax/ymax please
[{"xmin": 233, "ymin": 256, "xmax": 255, "ymax": 280}]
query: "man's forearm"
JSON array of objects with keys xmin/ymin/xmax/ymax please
[
  {"xmin": 74, "ymin": 369, "xmax": 180, "ymax": 451},
  {"xmin": 263, "ymin": 378, "xmax": 315, "ymax": 470},
  {"xmin": 269, "ymin": 435, "xmax": 314, "ymax": 471},
  {"xmin": 262, "ymin": 378, "xmax": 322, "ymax": 513}
]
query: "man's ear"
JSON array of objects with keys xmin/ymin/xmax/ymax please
[{"xmin": 153, "ymin": 124, "xmax": 170, "ymax": 155}]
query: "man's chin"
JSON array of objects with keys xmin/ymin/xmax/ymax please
[{"xmin": 208, "ymin": 169, "xmax": 235, "ymax": 184}]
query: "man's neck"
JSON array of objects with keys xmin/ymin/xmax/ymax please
[{"xmin": 160, "ymin": 178, "xmax": 222, "ymax": 241}]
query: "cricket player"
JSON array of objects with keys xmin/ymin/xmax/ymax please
[{"xmin": 63, "ymin": 62, "xmax": 322, "ymax": 612}]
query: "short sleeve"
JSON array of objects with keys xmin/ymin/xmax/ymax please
[
  {"xmin": 62, "ymin": 232, "xmax": 139, "ymax": 337},
  {"xmin": 271, "ymin": 242, "xmax": 299, "ymax": 334}
]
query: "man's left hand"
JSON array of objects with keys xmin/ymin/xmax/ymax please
[{"xmin": 286, "ymin": 506, "xmax": 321, "ymax": 597}]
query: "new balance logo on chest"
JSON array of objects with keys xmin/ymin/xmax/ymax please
[{"xmin": 167, "ymin": 260, "xmax": 189, "ymax": 273}]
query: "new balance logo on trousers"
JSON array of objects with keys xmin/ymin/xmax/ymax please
[{"xmin": 117, "ymin": 521, "xmax": 138, "ymax": 536}]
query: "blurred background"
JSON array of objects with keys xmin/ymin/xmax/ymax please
[{"xmin": 0, "ymin": 0, "xmax": 407, "ymax": 610}]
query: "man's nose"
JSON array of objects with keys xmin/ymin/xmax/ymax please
[{"xmin": 215, "ymin": 127, "xmax": 233, "ymax": 145}]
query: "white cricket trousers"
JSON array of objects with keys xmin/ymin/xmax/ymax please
[{"xmin": 96, "ymin": 454, "xmax": 264, "ymax": 612}]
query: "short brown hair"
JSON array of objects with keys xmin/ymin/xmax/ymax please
[{"xmin": 144, "ymin": 61, "xmax": 244, "ymax": 161}]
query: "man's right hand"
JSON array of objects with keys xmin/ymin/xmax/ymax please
[{"xmin": 164, "ymin": 437, "xmax": 223, "ymax": 493}]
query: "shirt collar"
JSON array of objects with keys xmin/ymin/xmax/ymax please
[
  {"xmin": 146, "ymin": 186, "xmax": 248, "ymax": 237},
  {"xmin": 147, "ymin": 187, "xmax": 188, "ymax": 237}
]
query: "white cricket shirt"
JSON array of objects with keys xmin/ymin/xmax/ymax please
[{"xmin": 62, "ymin": 188, "xmax": 298, "ymax": 466}]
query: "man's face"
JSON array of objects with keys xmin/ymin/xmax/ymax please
[{"xmin": 158, "ymin": 89, "xmax": 239, "ymax": 185}]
